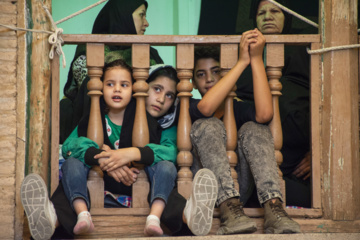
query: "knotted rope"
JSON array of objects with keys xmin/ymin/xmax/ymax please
[
  {"xmin": 0, "ymin": 0, "xmax": 108, "ymax": 68},
  {"xmin": 41, "ymin": 3, "xmax": 66, "ymax": 68}
]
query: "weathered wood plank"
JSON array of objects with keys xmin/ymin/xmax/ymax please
[
  {"xmin": 321, "ymin": 0, "xmax": 359, "ymax": 220},
  {"xmin": 0, "ymin": 97, "xmax": 16, "ymax": 110},
  {"xmin": 0, "ymin": 73, "xmax": 16, "ymax": 83},
  {"xmin": 0, "ymin": 205, "xmax": 15, "ymax": 240},
  {"xmin": 310, "ymin": 42, "xmax": 322, "ymax": 209},
  {"xmin": 0, "ymin": 49, "xmax": 16, "ymax": 61},
  {"xmin": 63, "ymin": 34, "xmax": 320, "ymax": 45},
  {"xmin": 27, "ymin": 0, "xmax": 52, "ymax": 183},
  {"xmin": 0, "ymin": 83, "xmax": 16, "ymax": 97},
  {"xmin": 0, "ymin": 2, "xmax": 17, "ymax": 13},
  {"xmin": 0, "ymin": 14, "xmax": 16, "ymax": 25},
  {"xmin": 0, "ymin": 136, "xmax": 17, "ymax": 172},
  {"xmin": 0, "ymin": 36, "xmax": 17, "ymax": 48},
  {"xmin": 23, "ymin": 215, "xmax": 360, "ymax": 239},
  {"xmin": 0, "ymin": 62, "xmax": 16, "ymax": 74},
  {"xmin": 0, "ymin": 111, "xmax": 16, "ymax": 135},
  {"xmin": 50, "ymin": 55, "xmax": 59, "ymax": 195}
]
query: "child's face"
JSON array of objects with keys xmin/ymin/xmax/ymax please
[
  {"xmin": 193, "ymin": 58, "xmax": 221, "ymax": 96},
  {"xmin": 103, "ymin": 67, "xmax": 132, "ymax": 114},
  {"xmin": 146, "ymin": 76, "xmax": 177, "ymax": 118},
  {"xmin": 132, "ymin": 4, "xmax": 149, "ymax": 35},
  {"xmin": 256, "ymin": 0, "xmax": 285, "ymax": 34}
]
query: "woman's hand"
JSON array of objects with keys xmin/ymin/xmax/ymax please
[
  {"xmin": 292, "ymin": 152, "xmax": 311, "ymax": 180},
  {"xmin": 95, "ymin": 147, "xmax": 141, "ymax": 172}
]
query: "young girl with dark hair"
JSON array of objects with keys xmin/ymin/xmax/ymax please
[{"xmin": 21, "ymin": 59, "xmax": 165, "ymax": 239}]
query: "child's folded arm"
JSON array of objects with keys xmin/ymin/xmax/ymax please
[
  {"xmin": 145, "ymin": 125, "xmax": 178, "ymax": 166},
  {"xmin": 61, "ymin": 126, "xmax": 100, "ymax": 168}
]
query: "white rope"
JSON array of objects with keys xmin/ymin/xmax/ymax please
[
  {"xmin": 0, "ymin": 23, "xmax": 53, "ymax": 34},
  {"xmin": 267, "ymin": 0, "xmax": 319, "ymax": 29},
  {"xmin": 0, "ymin": 0, "xmax": 109, "ymax": 68},
  {"xmin": 55, "ymin": 0, "xmax": 108, "ymax": 25},
  {"xmin": 41, "ymin": 3, "xmax": 66, "ymax": 68},
  {"xmin": 307, "ymin": 44, "xmax": 360, "ymax": 55}
]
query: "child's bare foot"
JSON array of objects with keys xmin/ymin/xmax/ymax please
[
  {"xmin": 73, "ymin": 211, "xmax": 94, "ymax": 235},
  {"xmin": 144, "ymin": 215, "xmax": 163, "ymax": 236}
]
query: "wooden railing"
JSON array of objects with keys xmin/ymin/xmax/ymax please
[{"xmin": 51, "ymin": 34, "xmax": 322, "ymax": 218}]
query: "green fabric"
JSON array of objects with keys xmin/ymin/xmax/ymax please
[
  {"xmin": 147, "ymin": 125, "xmax": 178, "ymax": 166},
  {"xmin": 105, "ymin": 115, "xmax": 122, "ymax": 148},
  {"xmin": 61, "ymin": 126, "xmax": 99, "ymax": 168},
  {"xmin": 61, "ymin": 116, "xmax": 177, "ymax": 168}
]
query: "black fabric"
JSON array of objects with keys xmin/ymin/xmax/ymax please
[
  {"xmin": 50, "ymin": 182, "xmax": 82, "ymax": 237},
  {"xmin": 137, "ymin": 146, "xmax": 154, "ymax": 166},
  {"xmin": 60, "ymin": 0, "xmax": 163, "ymax": 144},
  {"xmin": 283, "ymin": 175, "xmax": 311, "ymax": 208},
  {"xmin": 175, "ymin": 98, "xmax": 211, "ymax": 124},
  {"xmin": 84, "ymin": 147, "xmax": 103, "ymax": 166},
  {"xmin": 198, "ymin": 0, "xmax": 239, "ymax": 35},
  {"xmin": 160, "ymin": 188, "xmax": 189, "ymax": 235},
  {"xmin": 232, "ymin": 99, "xmax": 258, "ymax": 130}
]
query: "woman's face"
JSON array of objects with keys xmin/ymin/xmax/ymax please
[
  {"xmin": 146, "ymin": 76, "xmax": 177, "ymax": 118},
  {"xmin": 256, "ymin": 0, "xmax": 285, "ymax": 34},
  {"xmin": 132, "ymin": 4, "xmax": 149, "ymax": 35}
]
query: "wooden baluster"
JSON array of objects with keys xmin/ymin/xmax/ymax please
[
  {"xmin": 176, "ymin": 44, "xmax": 194, "ymax": 199},
  {"xmin": 131, "ymin": 44, "xmax": 150, "ymax": 208},
  {"xmin": 86, "ymin": 43, "xmax": 105, "ymax": 209},
  {"xmin": 220, "ymin": 44, "xmax": 239, "ymax": 191},
  {"xmin": 265, "ymin": 44, "xmax": 285, "ymax": 203}
]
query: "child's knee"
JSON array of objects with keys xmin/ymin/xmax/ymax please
[
  {"xmin": 62, "ymin": 157, "xmax": 84, "ymax": 170},
  {"xmin": 238, "ymin": 121, "xmax": 272, "ymax": 141},
  {"xmin": 191, "ymin": 118, "xmax": 226, "ymax": 141}
]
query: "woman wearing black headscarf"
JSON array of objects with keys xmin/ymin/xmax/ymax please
[
  {"xmin": 60, "ymin": 0, "xmax": 164, "ymax": 143},
  {"xmin": 235, "ymin": 0, "xmax": 311, "ymax": 208}
]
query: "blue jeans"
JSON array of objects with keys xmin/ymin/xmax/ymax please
[
  {"xmin": 145, "ymin": 161, "xmax": 177, "ymax": 205},
  {"xmin": 61, "ymin": 157, "xmax": 91, "ymax": 210}
]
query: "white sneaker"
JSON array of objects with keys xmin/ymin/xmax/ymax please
[
  {"xmin": 21, "ymin": 173, "xmax": 57, "ymax": 240},
  {"xmin": 183, "ymin": 168, "xmax": 218, "ymax": 236}
]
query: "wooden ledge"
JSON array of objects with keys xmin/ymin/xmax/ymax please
[{"xmin": 62, "ymin": 34, "xmax": 320, "ymax": 46}]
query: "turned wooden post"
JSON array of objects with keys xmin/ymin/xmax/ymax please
[
  {"xmin": 131, "ymin": 44, "xmax": 150, "ymax": 208},
  {"xmin": 265, "ymin": 43, "xmax": 285, "ymax": 202},
  {"xmin": 176, "ymin": 44, "xmax": 194, "ymax": 199},
  {"xmin": 86, "ymin": 43, "xmax": 105, "ymax": 209},
  {"xmin": 220, "ymin": 44, "xmax": 239, "ymax": 191}
]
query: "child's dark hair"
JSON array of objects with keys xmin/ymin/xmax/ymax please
[
  {"xmin": 101, "ymin": 59, "xmax": 134, "ymax": 83},
  {"xmin": 147, "ymin": 66, "xmax": 180, "ymax": 86},
  {"xmin": 194, "ymin": 46, "xmax": 220, "ymax": 66}
]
